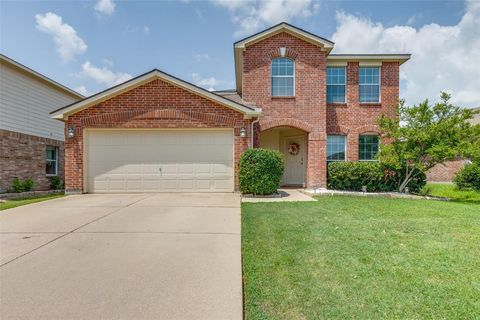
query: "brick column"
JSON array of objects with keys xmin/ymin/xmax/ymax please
[
  {"xmin": 64, "ymin": 121, "xmax": 83, "ymax": 194},
  {"xmin": 307, "ymin": 132, "xmax": 327, "ymax": 189}
]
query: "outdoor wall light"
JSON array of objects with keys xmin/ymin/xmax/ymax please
[
  {"xmin": 240, "ymin": 127, "xmax": 247, "ymax": 138},
  {"xmin": 67, "ymin": 126, "xmax": 75, "ymax": 138}
]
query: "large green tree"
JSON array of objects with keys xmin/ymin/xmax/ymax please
[{"xmin": 378, "ymin": 92, "xmax": 480, "ymax": 192}]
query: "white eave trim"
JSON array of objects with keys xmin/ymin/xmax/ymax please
[
  {"xmin": 327, "ymin": 54, "xmax": 411, "ymax": 65},
  {"xmin": 51, "ymin": 70, "xmax": 261, "ymax": 120}
]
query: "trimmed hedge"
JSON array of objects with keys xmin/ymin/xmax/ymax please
[
  {"xmin": 454, "ymin": 162, "xmax": 480, "ymax": 191},
  {"xmin": 239, "ymin": 148, "xmax": 284, "ymax": 195},
  {"xmin": 327, "ymin": 161, "xmax": 426, "ymax": 193}
]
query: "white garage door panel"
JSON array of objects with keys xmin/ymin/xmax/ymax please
[{"xmin": 86, "ymin": 130, "xmax": 234, "ymax": 193}]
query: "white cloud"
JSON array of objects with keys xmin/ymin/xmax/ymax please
[
  {"xmin": 143, "ymin": 26, "xmax": 150, "ymax": 34},
  {"xmin": 81, "ymin": 61, "xmax": 132, "ymax": 87},
  {"xmin": 331, "ymin": 1, "xmax": 480, "ymax": 108},
  {"xmin": 94, "ymin": 0, "xmax": 115, "ymax": 15},
  {"xmin": 75, "ymin": 85, "xmax": 88, "ymax": 96},
  {"xmin": 191, "ymin": 73, "xmax": 221, "ymax": 91},
  {"xmin": 194, "ymin": 53, "xmax": 211, "ymax": 61},
  {"xmin": 211, "ymin": 0, "xmax": 318, "ymax": 36},
  {"xmin": 35, "ymin": 12, "xmax": 87, "ymax": 62}
]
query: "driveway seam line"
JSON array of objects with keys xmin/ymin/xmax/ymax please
[{"xmin": 0, "ymin": 194, "xmax": 154, "ymax": 268}]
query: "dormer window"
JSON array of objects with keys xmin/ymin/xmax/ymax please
[{"xmin": 271, "ymin": 58, "xmax": 294, "ymax": 97}]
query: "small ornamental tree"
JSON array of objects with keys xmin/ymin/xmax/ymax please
[{"xmin": 378, "ymin": 92, "xmax": 480, "ymax": 192}]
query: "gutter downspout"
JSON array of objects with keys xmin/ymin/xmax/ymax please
[{"xmin": 250, "ymin": 117, "xmax": 260, "ymax": 149}]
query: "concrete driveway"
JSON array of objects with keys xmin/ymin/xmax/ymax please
[{"xmin": 0, "ymin": 193, "xmax": 242, "ymax": 320}]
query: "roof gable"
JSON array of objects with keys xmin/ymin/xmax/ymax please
[
  {"xmin": 234, "ymin": 22, "xmax": 334, "ymax": 94},
  {"xmin": 51, "ymin": 69, "xmax": 261, "ymax": 120},
  {"xmin": 234, "ymin": 22, "xmax": 334, "ymax": 51}
]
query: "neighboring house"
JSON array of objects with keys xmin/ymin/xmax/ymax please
[
  {"xmin": 51, "ymin": 23, "xmax": 409, "ymax": 194},
  {"xmin": 426, "ymin": 107, "xmax": 480, "ymax": 182},
  {"xmin": 0, "ymin": 54, "xmax": 83, "ymax": 192}
]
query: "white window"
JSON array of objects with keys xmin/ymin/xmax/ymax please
[
  {"xmin": 271, "ymin": 58, "xmax": 294, "ymax": 97},
  {"xmin": 327, "ymin": 67, "xmax": 346, "ymax": 103},
  {"xmin": 359, "ymin": 67, "xmax": 380, "ymax": 103},
  {"xmin": 46, "ymin": 146, "xmax": 58, "ymax": 176},
  {"xmin": 359, "ymin": 135, "xmax": 379, "ymax": 161},
  {"xmin": 327, "ymin": 135, "xmax": 346, "ymax": 161}
]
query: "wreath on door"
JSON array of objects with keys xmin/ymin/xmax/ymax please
[{"xmin": 288, "ymin": 142, "xmax": 300, "ymax": 155}]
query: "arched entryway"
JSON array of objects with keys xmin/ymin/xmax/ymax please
[{"xmin": 259, "ymin": 126, "xmax": 308, "ymax": 187}]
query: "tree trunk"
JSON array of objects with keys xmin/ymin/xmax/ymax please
[{"xmin": 399, "ymin": 167, "xmax": 415, "ymax": 193}]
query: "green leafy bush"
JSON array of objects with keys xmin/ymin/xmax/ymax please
[
  {"xmin": 239, "ymin": 148, "xmax": 284, "ymax": 195},
  {"xmin": 327, "ymin": 161, "xmax": 426, "ymax": 193},
  {"xmin": 49, "ymin": 176, "xmax": 64, "ymax": 190},
  {"xmin": 11, "ymin": 177, "xmax": 35, "ymax": 193},
  {"xmin": 454, "ymin": 162, "xmax": 480, "ymax": 191}
]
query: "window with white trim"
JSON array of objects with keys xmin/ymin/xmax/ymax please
[
  {"xmin": 271, "ymin": 58, "xmax": 294, "ymax": 97},
  {"xmin": 359, "ymin": 135, "xmax": 379, "ymax": 160},
  {"xmin": 46, "ymin": 146, "xmax": 58, "ymax": 175},
  {"xmin": 327, "ymin": 67, "xmax": 346, "ymax": 103},
  {"xmin": 327, "ymin": 135, "xmax": 346, "ymax": 161},
  {"xmin": 359, "ymin": 67, "xmax": 380, "ymax": 103}
]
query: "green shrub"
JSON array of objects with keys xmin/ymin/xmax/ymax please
[
  {"xmin": 49, "ymin": 176, "xmax": 64, "ymax": 190},
  {"xmin": 327, "ymin": 161, "xmax": 426, "ymax": 193},
  {"xmin": 11, "ymin": 177, "xmax": 35, "ymax": 193},
  {"xmin": 454, "ymin": 162, "xmax": 480, "ymax": 191},
  {"xmin": 239, "ymin": 148, "xmax": 284, "ymax": 195}
]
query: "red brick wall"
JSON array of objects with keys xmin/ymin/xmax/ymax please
[
  {"xmin": 242, "ymin": 32, "xmax": 400, "ymax": 188},
  {"xmin": 0, "ymin": 129, "xmax": 64, "ymax": 192},
  {"xmin": 64, "ymin": 79, "xmax": 251, "ymax": 193},
  {"xmin": 426, "ymin": 160, "xmax": 467, "ymax": 182},
  {"xmin": 327, "ymin": 62, "xmax": 399, "ymax": 161},
  {"xmin": 242, "ymin": 32, "xmax": 328, "ymax": 188}
]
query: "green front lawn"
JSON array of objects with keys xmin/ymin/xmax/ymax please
[
  {"xmin": 422, "ymin": 183, "xmax": 480, "ymax": 203},
  {"xmin": 0, "ymin": 194, "xmax": 64, "ymax": 211},
  {"xmin": 242, "ymin": 196, "xmax": 480, "ymax": 319}
]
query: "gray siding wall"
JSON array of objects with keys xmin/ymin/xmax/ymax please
[{"xmin": 0, "ymin": 63, "xmax": 77, "ymax": 141}]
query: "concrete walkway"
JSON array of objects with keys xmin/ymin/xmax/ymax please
[
  {"xmin": 242, "ymin": 188, "xmax": 316, "ymax": 202},
  {"xmin": 0, "ymin": 193, "xmax": 242, "ymax": 320}
]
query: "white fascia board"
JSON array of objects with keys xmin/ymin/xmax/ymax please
[{"xmin": 327, "ymin": 54, "xmax": 411, "ymax": 65}]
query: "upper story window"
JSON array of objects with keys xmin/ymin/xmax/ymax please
[
  {"xmin": 327, "ymin": 67, "xmax": 346, "ymax": 103},
  {"xmin": 46, "ymin": 146, "xmax": 58, "ymax": 176},
  {"xmin": 327, "ymin": 135, "xmax": 346, "ymax": 161},
  {"xmin": 359, "ymin": 135, "xmax": 379, "ymax": 161},
  {"xmin": 359, "ymin": 67, "xmax": 380, "ymax": 103},
  {"xmin": 271, "ymin": 58, "xmax": 294, "ymax": 97}
]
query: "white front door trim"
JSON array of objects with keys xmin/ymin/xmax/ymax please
[{"xmin": 284, "ymin": 135, "xmax": 306, "ymax": 186}]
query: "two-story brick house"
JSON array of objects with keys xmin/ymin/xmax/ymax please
[{"xmin": 51, "ymin": 23, "xmax": 409, "ymax": 194}]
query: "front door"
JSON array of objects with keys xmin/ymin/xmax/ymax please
[{"xmin": 285, "ymin": 136, "xmax": 305, "ymax": 186}]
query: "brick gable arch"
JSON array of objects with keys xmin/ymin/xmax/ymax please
[
  {"xmin": 81, "ymin": 109, "xmax": 237, "ymax": 127},
  {"xmin": 267, "ymin": 48, "xmax": 299, "ymax": 60},
  {"xmin": 356, "ymin": 124, "xmax": 380, "ymax": 135},
  {"xmin": 327, "ymin": 124, "xmax": 351, "ymax": 135},
  {"xmin": 259, "ymin": 118, "xmax": 313, "ymax": 133}
]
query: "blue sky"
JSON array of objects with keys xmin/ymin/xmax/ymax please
[{"xmin": 1, "ymin": 0, "xmax": 478, "ymax": 107}]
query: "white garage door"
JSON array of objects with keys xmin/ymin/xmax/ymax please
[{"xmin": 85, "ymin": 129, "xmax": 234, "ymax": 193}]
